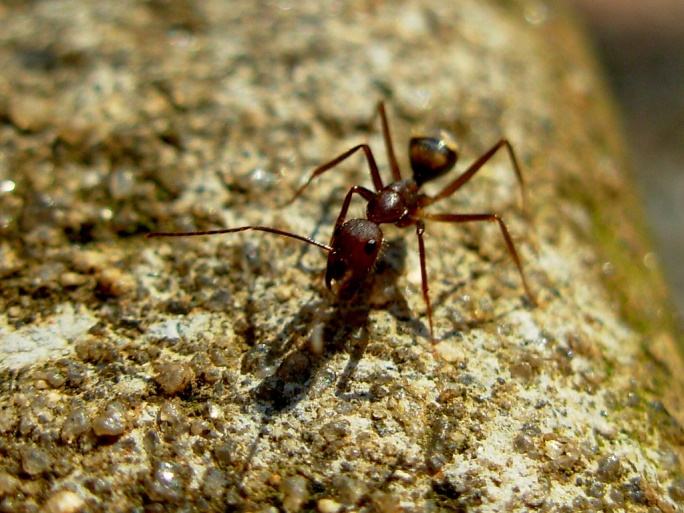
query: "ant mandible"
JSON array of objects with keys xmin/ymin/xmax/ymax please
[{"xmin": 148, "ymin": 101, "xmax": 536, "ymax": 343}]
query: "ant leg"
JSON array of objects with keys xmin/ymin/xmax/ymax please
[
  {"xmin": 422, "ymin": 139, "xmax": 525, "ymax": 210},
  {"xmin": 147, "ymin": 226, "xmax": 333, "ymax": 253},
  {"xmin": 422, "ymin": 213, "xmax": 536, "ymax": 305},
  {"xmin": 415, "ymin": 221, "xmax": 436, "ymax": 343},
  {"xmin": 377, "ymin": 101, "xmax": 402, "ymax": 182},
  {"xmin": 288, "ymin": 144, "xmax": 385, "ymax": 205},
  {"xmin": 333, "ymin": 185, "xmax": 375, "ymax": 230}
]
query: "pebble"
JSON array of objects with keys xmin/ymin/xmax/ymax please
[
  {"xmin": 20, "ymin": 414, "xmax": 37, "ymax": 436},
  {"xmin": 280, "ymin": 475, "xmax": 309, "ymax": 513},
  {"xmin": 669, "ymin": 478, "xmax": 684, "ymax": 502},
  {"xmin": 45, "ymin": 369, "xmax": 66, "ymax": 388},
  {"xmin": 190, "ymin": 419, "xmax": 210, "ymax": 436},
  {"xmin": 61, "ymin": 408, "xmax": 91, "ymax": 441},
  {"xmin": 522, "ymin": 485, "xmax": 548, "ymax": 508},
  {"xmin": 509, "ymin": 361, "xmax": 534, "ymax": 381},
  {"xmin": 71, "ymin": 250, "xmax": 108, "ymax": 273},
  {"xmin": 108, "ymin": 168, "xmax": 136, "ymax": 200},
  {"xmin": 60, "ymin": 272, "xmax": 88, "ymax": 288},
  {"xmin": 21, "ymin": 446, "xmax": 52, "ymax": 476},
  {"xmin": 148, "ymin": 461, "xmax": 184, "ymax": 502},
  {"xmin": 96, "ymin": 268, "xmax": 136, "ymax": 297},
  {"xmin": 370, "ymin": 491, "xmax": 400, "ymax": 513},
  {"xmin": 155, "ymin": 362, "xmax": 194, "ymax": 395},
  {"xmin": 158, "ymin": 402, "xmax": 184, "ymax": 427},
  {"xmin": 201, "ymin": 468, "xmax": 227, "ymax": 498},
  {"xmin": 596, "ymin": 454, "xmax": 622, "ymax": 483},
  {"xmin": 0, "ymin": 408, "xmax": 16, "ymax": 434},
  {"xmin": 213, "ymin": 442, "xmax": 236, "ymax": 466},
  {"xmin": 8, "ymin": 93, "xmax": 55, "ymax": 131},
  {"xmin": 92, "ymin": 408, "xmax": 126, "ymax": 437},
  {"xmin": 335, "ymin": 476, "xmax": 366, "ymax": 506},
  {"xmin": 40, "ymin": 490, "xmax": 85, "ymax": 513},
  {"xmin": 204, "ymin": 289, "xmax": 232, "ymax": 312},
  {"xmin": 317, "ymin": 498, "xmax": 342, "ymax": 513},
  {"xmin": 0, "ymin": 472, "xmax": 21, "ymax": 497}
]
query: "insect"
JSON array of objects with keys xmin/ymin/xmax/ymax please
[{"xmin": 148, "ymin": 101, "xmax": 535, "ymax": 342}]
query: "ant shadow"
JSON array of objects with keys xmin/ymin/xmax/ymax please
[
  {"xmin": 223, "ymin": 239, "xmax": 422, "ymax": 508},
  {"xmin": 242, "ymin": 233, "xmax": 422, "ymax": 416}
]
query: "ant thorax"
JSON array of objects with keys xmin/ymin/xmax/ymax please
[{"xmin": 366, "ymin": 180, "xmax": 418, "ymax": 225}]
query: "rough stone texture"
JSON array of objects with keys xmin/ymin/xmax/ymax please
[{"xmin": 0, "ymin": 1, "xmax": 682, "ymax": 512}]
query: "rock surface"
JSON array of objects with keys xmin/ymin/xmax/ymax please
[{"xmin": 0, "ymin": 1, "xmax": 682, "ymax": 511}]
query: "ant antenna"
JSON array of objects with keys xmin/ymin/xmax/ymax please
[{"xmin": 147, "ymin": 226, "xmax": 332, "ymax": 253}]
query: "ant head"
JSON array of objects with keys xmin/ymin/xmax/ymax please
[
  {"xmin": 326, "ymin": 219, "xmax": 383, "ymax": 300},
  {"xmin": 409, "ymin": 133, "xmax": 459, "ymax": 186}
]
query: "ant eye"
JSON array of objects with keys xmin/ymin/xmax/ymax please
[
  {"xmin": 333, "ymin": 226, "xmax": 342, "ymax": 237},
  {"xmin": 364, "ymin": 239, "xmax": 377, "ymax": 255}
]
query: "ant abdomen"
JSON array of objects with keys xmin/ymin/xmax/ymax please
[{"xmin": 409, "ymin": 136, "xmax": 458, "ymax": 186}]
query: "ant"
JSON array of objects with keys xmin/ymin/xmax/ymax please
[{"xmin": 148, "ymin": 101, "xmax": 535, "ymax": 343}]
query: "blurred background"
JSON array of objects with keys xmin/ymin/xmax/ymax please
[{"xmin": 571, "ymin": 0, "xmax": 684, "ymax": 322}]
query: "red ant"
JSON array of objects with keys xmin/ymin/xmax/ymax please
[{"xmin": 148, "ymin": 101, "xmax": 535, "ymax": 343}]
